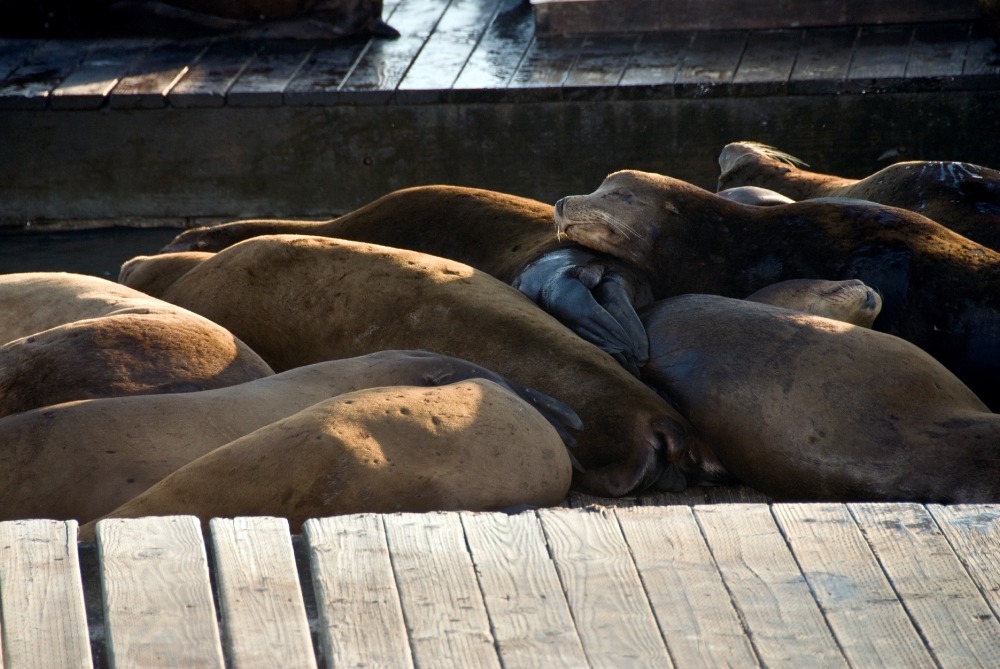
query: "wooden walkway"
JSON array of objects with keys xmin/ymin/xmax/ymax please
[
  {"xmin": 3, "ymin": 504, "xmax": 1000, "ymax": 668},
  {"xmin": 1, "ymin": 1, "xmax": 999, "ymax": 226}
]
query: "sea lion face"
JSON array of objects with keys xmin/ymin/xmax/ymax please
[
  {"xmin": 554, "ymin": 171, "xmax": 682, "ymax": 273},
  {"xmin": 745, "ymin": 278, "xmax": 883, "ymax": 328}
]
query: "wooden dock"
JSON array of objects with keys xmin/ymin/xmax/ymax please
[
  {"xmin": 3, "ymin": 503, "xmax": 1000, "ymax": 668},
  {"xmin": 1, "ymin": 0, "xmax": 999, "ymax": 228}
]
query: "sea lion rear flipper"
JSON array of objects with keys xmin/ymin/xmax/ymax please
[{"xmin": 592, "ymin": 274, "xmax": 649, "ymax": 366}]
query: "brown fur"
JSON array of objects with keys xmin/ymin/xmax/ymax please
[
  {"xmin": 126, "ymin": 235, "xmax": 726, "ymax": 496},
  {"xmin": 717, "ymin": 142, "xmax": 1000, "ymax": 251},
  {"xmin": 745, "ymin": 279, "xmax": 882, "ymax": 328},
  {"xmin": 118, "ymin": 251, "xmax": 213, "ymax": 297},
  {"xmin": 80, "ymin": 380, "xmax": 572, "ymax": 538},
  {"xmin": 0, "ymin": 350, "xmax": 563, "ymax": 523},
  {"xmin": 641, "ymin": 295, "xmax": 1000, "ymax": 502},
  {"xmin": 555, "ymin": 170, "xmax": 1000, "ymax": 410}
]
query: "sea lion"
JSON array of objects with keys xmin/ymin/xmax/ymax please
[
  {"xmin": 0, "ymin": 350, "xmax": 579, "ymax": 523},
  {"xmin": 554, "ymin": 170, "xmax": 1000, "ymax": 410},
  {"xmin": 717, "ymin": 186, "xmax": 794, "ymax": 206},
  {"xmin": 124, "ymin": 235, "xmax": 725, "ymax": 496},
  {"xmin": 80, "ymin": 379, "xmax": 572, "ymax": 538},
  {"xmin": 717, "ymin": 142, "xmax": 1000, "ymax": 250},
  {"xmin": 156, "ymin": 186, "xmax": 651, "ymax": 371},
  {"xmin": 0, "ymin": 311, "xmax": 273, "ymax": 419},
  {"xmin": 640, "ymin": 294, "xmax": 1000, "ymax": 503},
  {"xmin": 745, "ymin": 278, "xmax": 882, "ymax": 327},
  {"xmin": 117, "ymin": 251, "xmax": 213, "ymax": 298}
]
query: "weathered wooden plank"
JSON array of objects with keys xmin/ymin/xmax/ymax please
[
  {"xmin": 226, "ymin": 41, "xmax": 313, "ymax": 107},
  {"xmin": 788, "ymin": 27, "xmax": 857, "ymax": 95},
  {"xmin": 210, "ymin": 517, "xmax": 317, "ymax": 669},
  {"xmin": 169, "ymin": 39, "xmax": 259, "ymax": 108},
  {"xmin": 850, "ymin": 503, "xmax": 1000, "ymax": 669},
  {"xmin": 0, "ymin": 40, "xmax": 41, "ymax": 84},
  {"xmin": 694, "ymin": 505, "xmax": 849, "ymax": 669},
  {"xmin": 706, "ymin": 486, "xmax": 773, "ymax": 504},
  {"xmin": 451, "ymin": 0, "xmax": 535, "ymax": 98},
  {"xmin": 109, "ymin": 41, "xmax": 209, "ymax": 109},
  {"xmin": 398, "ymin": 0, "xmax": 503, "ymax": 103},
  {"xmin": 963, "ymin": 22, "xmax": 1000, "ymax": 89},
  {"xmin": 732, "ymin": 29, "xmax": 802, "ymax": 96},
  {"xmin": 304, "ymin": 514, "xmax": 413, "ymax": 669},
  {"xmin": 617, "ymin": 32, "xmax": 691, "ymax": 97},
  {"xmin": 537, "ymin": 507, "xmax": 673, "ymax": 669},
  {"xmin": 383, "ymin": 513, "xmax": 501, "ymax": 669},
  {"xmin": 50, "ymin": 40, "xmax": 153, "ymax": 110},
  {"xmin": 282, "ymin": 40, "xmax": 369, "ymax": 105},
  {"xmin": 461, "ymin": 512, "xmax": 589, "ymax": 669},
  {"xmin": 928, "ymin": 504, "xmax": 1000, "ymax": 620},
  {"xmin": 846, "ymin": 25, "xmax": 914, "ymax": 92},
  {"xmin": 636, "ymin": 487, "xmax": 708, "ymax": 505},
  {"xmin": 562, "ymin": 34, "xmax": 637, "ymax": 100},
  {"xmin": 96, "ymin": 515, "xmax": 225, "ymax": 669},
  {"xmin": 616, "ymin": 506, "xmax": 760, "ymax": 669},
  {"xmin": 0, "ymin": 519, "xmax": 92, "ymax": 669},
  {"xmin": 507, "ymin": 35, "xmax": 583, "ymax": 100},
  {"xmin": 0, "ymin": 40, "xmax": 91, "ymax": 110},
  {"xmin": 905, "ymin": 22, "xmax": 970, "ymax": 86},
  {"xmin": 772, "ymin": 504, "xmax": 937, "ymax": 669},
  {"xmin": 339, "ymin": 0, "xmax": 450, "ymax": 104},
  {"xmin": 566, "ymin": 492, "xmax": 637, "ymax": 508},
  {"xmin": 675, "ymin": 30, "xmax": 748, "ymax": 97}
]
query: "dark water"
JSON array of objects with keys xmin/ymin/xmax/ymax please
[{"xmin": 0, "ymin": 227, "xmax": 182, "ymax": 279}]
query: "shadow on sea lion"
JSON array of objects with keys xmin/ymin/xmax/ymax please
[
  {"xmin": 157, "ymin": 186, "xmax": 653, "ymax": 374},
  {"xmin": 79, "ymin": 379, "xmax": 572, "ymax": 538},
  {"xmin": 0, "ymin": 273, "xmax": 273, "ymax": 417},
  {"xmin": 0, "ymin": 350, "xmax": 578, "ymax": 524},
  {"xmin": 122, "ymin": 235, "xmax": 726, "ymax": 496},
  {"xmin": 717, "ymin": 141, "xmax": 1000, "ymax": 251},
  {"xmin": 640, "ymin": 294, "xmax": 1000, "ymax": 503},
  {"xmin": 554, "ymin": 169, "xmax": 1000, "ymax": 411}
]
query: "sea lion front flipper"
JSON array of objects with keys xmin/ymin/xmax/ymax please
[{"xmin": 591, "ymin": 273, "xmax": 649, "ymax": 367}]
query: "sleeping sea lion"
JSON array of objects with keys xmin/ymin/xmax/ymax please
[
  {"xmin": 717, "ymin": 142, "xmax": 1000, "ymax": 250},
  {"xmin": 117, "ymin": 251, "xmax": 214, "ymax": 298},
  {"xmin": 80, "ymin": 379, "xmax": 572, "ymax": 538},
  {"xmin": 640, "ymin": 295, "xmax": 1000, "ymax": 503},
  {"xmin": 0, "ymin": 350, "xmax": 579, "ymax": 523},
  {"xmin": 124, "ymin": 235, "xmax": 726, "ymax": 496},
  {"xmin": 156, "ymin": 186, "xmax": 652, "ymax": 372},
  {"xmin": 745, "ymin": 278, "xmax": 882, "ymax": 328},
  {"xmin": 554, "ymin": 170, "xmax": 1000, "ymax": 410}
]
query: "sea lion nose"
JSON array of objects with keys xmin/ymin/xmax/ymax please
[{"xmin": 555, "ymin": 197, "xmax": 566, "ymax": 217}]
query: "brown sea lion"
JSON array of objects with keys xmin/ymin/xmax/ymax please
[
  {"xmin": 717, "ymin": 142, "xmax": 1000, "ymax": 250},
  {"xmin": 745, "ymin": 278, "xmax": 882, "ymax": 328},
  {"xmin": 0, "ymin": 350, "xmax": 579, "ymax": 524},
  {"xmin": 79, "ymin": 379, "xmax": 572, "ymax": 538},
  {"xmin": 117, "ymin": 251, "xmax": 214, "ymax": 298},
  {"xmin": 156, "ymin": 186, "xmax": 652, "ymax": 372},
  {"xmin": 124, "ymin": 235, "xmax": 726, "ymax": 496},
  {"xmin": 0, "ymin": 311, "xmax": 273, "ymax": 419},
  {"xmin": 554, "ymin": 170, "xmax": 1000, "ymax": 411},
  {"xmin": 640, "ymin": 294, "xmax": 1000, "ymax": 503}
]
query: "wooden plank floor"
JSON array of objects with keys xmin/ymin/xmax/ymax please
[{"xmin": 2, "ymin": 504, "xmax": 1000, "ymax": 668}]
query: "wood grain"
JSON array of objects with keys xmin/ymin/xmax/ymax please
[
  {"xmin": 452, "ymin": 0, "xmax": 535, "ymax": 97},
  {"xmin": 905, "ymin": 23, "xmax": 970, "ymax": 83},
  {"xmin": 772, "ymin": 504, "xmax": 936, "ymax": 669},
  {"xmin": 0, "ymin": 40, "xmax": 92, "ymax": 110},
  {"xmin": 675, "ymin": 31, "xmax": 748, "ymax": 96},
  {"xmin": 96, "ymin": 515, "xmax": 225, "ymax": 669},
  {"xmin": 0, "ymin": 40, "xmax": 41, "ymax": 85},
  {"xmin": 461, "ymin": 512, "xmax": 589, "ymax": 668},
  {"xmin": 383, "ymin": 513, "xmax": 501, "ymax": 669},
  {"xmin": 615, "ymin": 506, "xmax": 759, "ymax": 668},
  {"xmin": 169, "ymin": 39, "xmax": 259, "ymax": 108},
  {"xmin": 109, "ymin": 41, "xmax": 209, "ymax": 109},
  {"xmin": 51, "ymin": 40, "xmax": 153, "ymax": 110},
  {"xmin": 732, "ymin": 30, "xmax": 802, "ymax": 96},
  {"xmin": 538, "ymin": 507, "xmax": 673, "ymax": 669},
  {"xmin": 0, "ymin": 519, "xmax": 92, "ymax": 669},
  {"xmin": 928, "ymin": 504, "xmax": 1000, "ymax": 620},
  {"xmin": 304, "ymin": 514, "xmax": 413, "ymax": 669},
  {"xmin": 846, "ymin": 25, "xmax": 914, "ymax": 91},
  {"xmin": 963, "ymin": 22, "xmax": 1000, "ymax": 89},
  {"xmin": 694, "ymin": 505, "xmax": 849, "ymax": 669},
  {"xmin": 210, "ymin": 517, "xmax": 317, "ymax": 669},
  {"xmin": 227, "ymin": 41, "xmax": 314, "ymax": 107},
  {"xmin": 507, "ymin": 35, "xmax": 583, "ymax": 100},
  {"xmin": 850, "ymin": 503, "xmax": 1000, "ymax": 669},
  {"xmin": 617, "ymin": 32, "xmax": 691, "ymax": 96},
  {"xmin": 282, "ymin": 41, "xmax": 368, "ymax": 106},
  {"xmin": 563, "ymin": 34, "xmax": 637, "ymax": 93},
  {"xmin": 788, "ymin": 27, "xmax": 857, "ymax": 94}
]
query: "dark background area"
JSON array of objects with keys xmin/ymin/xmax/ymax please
[{"xmin": 0, "ymin": 227, "xmax": 182, "ymax": 277}]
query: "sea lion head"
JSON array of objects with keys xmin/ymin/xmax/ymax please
[
  {"xmin": 717, "ymin": 141, "xmax": 809, "ymax": 190},
  {"xmin": 744, "ymin": 278, "xmax": 883, "ymax": 328}
]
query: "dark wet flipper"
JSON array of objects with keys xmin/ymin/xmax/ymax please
[
  {"xmin": 520, "ymin": 386, "xmax": 584, "ymax": 432},
  {"xmin": 593, "ymin": 275, "xmax": 649, "ymax": 366}
]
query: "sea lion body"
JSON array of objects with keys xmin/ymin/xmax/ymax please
[
  {"xmin": 555, "ymin": 170, "xmax": 1000, "ymax": 410},
  {"xmin": 156, "ymin": 186, "xmax": 652, "ymax": 369},
  {"xmin": 126, "ymin": 235, "xmax": 723, "ymax": 496},
  {"xmin": 0, "ymin": 350, "xmax": 575, "ymax": 523},
  {"xmin": 640, "ymin": 295, "xmax": 1000, "ymax": 502},
  {"xmin": 717, "ymin": 142, "xmax": 1000, "ymax": 250},
  {"xmin": 745, "ymin": 278, "xmax": 882, "ymax": 327}
]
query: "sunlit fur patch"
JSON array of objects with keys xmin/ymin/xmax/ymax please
[{"xmin": 719, "ymin": 141, "xmax": 810, "ymax": 175}]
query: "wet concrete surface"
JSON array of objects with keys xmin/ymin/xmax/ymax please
[{"xmin": 0, "ymin": 227, "xmax": 181, "ymax": 278}]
